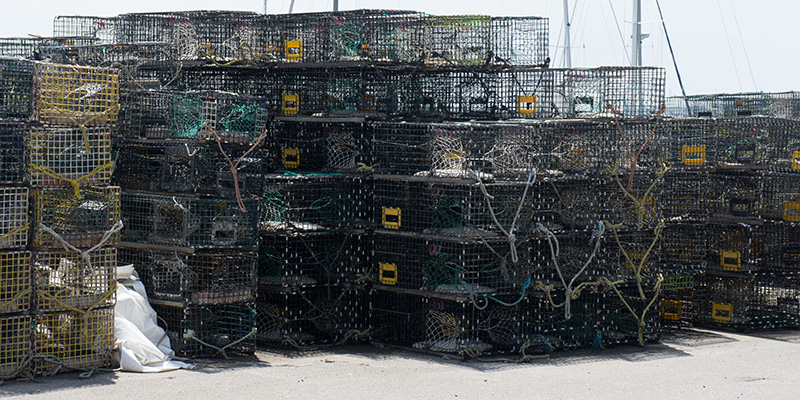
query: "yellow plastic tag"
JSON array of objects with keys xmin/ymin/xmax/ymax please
[
  {"xmin": 284, "ymin": 40, "xmax": 303, "ymax": 61},
  {"xmin": 282, "ymin": 93, "xmax": 299, "ymax": 115},
  {"xmin": 720, "ymin": 250, "xmax": 741, "ymax": 271},
  {"xmin": 382, "ymin": 207, "xmax": 401, "ymax": 229},
  {"xmin": 783, "ymin": 201, "xmax": 800, "ymax": 222},
  {"xmin": 660, "ymin": 300, "xmax": 682, "ymax": 321},
  {"xmin": 516, "ymin": 95, "xmax": 537, "ymax": 116},
  {"xmin": 379, "ymin": 262, "xmax": 397, "ymax": 285},
  {"xmin": 281, "ymin": 147, "xmax": 299, "ymax": 169},
  {"xmin": 712, "ymin": 303, "xmax": 732, "ymax": 323},
  {"xmin": 792, "ymin": 151, "xmax": 800, "ymax": 170},
  {"xmin": 682, "ymin": 145, "xmax": 706, "ymax": 166}
]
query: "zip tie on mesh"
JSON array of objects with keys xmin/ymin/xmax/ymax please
[
  {"xmin": 29, "ymin": 161, "xmax": 114, "ymax": 200},
  {"xmin": 172, "ymin": 197, "xmax": 188, "ymax": 211},
  {"xmin": 0, "ymin": 223, "xmax": 29, "ymax": 243},
  {"xmin": 534, "ymin": 220, "xmax": 605, "ymax": 320},
  {"xmin": 184, "ymin": 143, "xmax": 199, "ymax": 156},
  {"xmin": 183, "ymin": 328, "xmax": 257, "ymax": 359}
]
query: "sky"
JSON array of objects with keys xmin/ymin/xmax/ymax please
[{"xmin": 1, "ymin": 0, "xmax": 796, "ymax": 96}]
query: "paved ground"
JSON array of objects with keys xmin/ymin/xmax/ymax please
[{"xmin": 1, "ymin": 328, "xmax": 799, "ymax": 399}]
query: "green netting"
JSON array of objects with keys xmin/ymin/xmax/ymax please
[
  {"xmin": 261, "ymin": 189, "xmax": 287, "ymax": 224},
  {"xmin": 313, "ymin": 189, "xmax": 346, "ymax": 225},
  {"xmin": 172, "ymin": 95, "xmax": 205, "ymax": 138},
  {"xmin": 221, "ymin": 103, "xmax": 261, "ymax": 135},
  {"xmin": 425, "ymin": 253, "xmax": 459, "ymax": 287},
  {"xmin": 329, "ymin": 20, "xmax": 361, "ymax": 58},
  {"xmin": 431, "ymin": 196, "xmax": 462, "ymax": 230},
  {"xmin": 662, "ymin": 275, "xmax": 696, "ymax": 291}
]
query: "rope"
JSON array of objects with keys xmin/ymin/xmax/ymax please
[
  {"xmin": 461, "ymin": 277, "xmax": 531, "ymax": 310},
  {"xmin": 0, "ymin": 223, "xmax": 29, "ymax": 244},
  {"xmin": 29, "ymin": 161, "xmax": 114, "ymax": 200},
  {"xmin": 206, "ymin": 125, "xmax": 267, "ymax": 213},
  {"xmin": 183, "ymin": 328, "xmax": 257, "ymax": 359},
  {"xmin": 36, "ymin": 101, "xmax": 119, "ymax": 153}
]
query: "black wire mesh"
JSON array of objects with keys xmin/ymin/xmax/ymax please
[
  {"xmin": 269, "ymin": 119, "xmax": 368, "ymax": 172},
  {"xmin": 667, "ymin": 92, "xmax": 800, "ymax": 119},
  {"xmin": 258, "ymin": 230, "xmax": 354, "ymax": 287},
  {"xmin": 152, "ymin": 302, "xmax": 256, "ymax": 358}
]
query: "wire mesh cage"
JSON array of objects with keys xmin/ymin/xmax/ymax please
[
  {"xmin": 372, "ymin": 175, "xmax": 536, "ymax": 237},
  {"xmin": 259, "ymin": 173, "xmax": 366, "ymax": 232},
  {"xmin": 660, "ymin": 224, "xmax": 708, "ymax": 275},
  {"xmin": 662, "ymin": 118, "xmax": 716, "ymax": 169},
  {"xmin": 33, "ymin": 307, "xmax": 115, "ymax": 373},
  {"xmin": 760, "ymin": 171, "xmax": 800, "ymax": 223},
  {"xmin": 26, "ymin": 125, "xmax": 112, "ymax": 188},
  {"xmin": 119, "ymin": 89, "xmax": 267, "ymax": 143},
  {"xmin": 601, "ymin": 228, "xmax": 662, "ymax": 282},
  {"xmin": 33, "ymin": 247, "xmax": 116, "ymax": 313},
  {"xmin": 0, "ymin": 121, "xmax": 26, "ymax": 185},
  {"xmin": 659, "ymin": 274, "xmax": 697, "ymax": 324},
  {"xmin": 713, "ymin": 116, "xmax": 789, "ymax": 168},
  {"xmin": 597, "ymin": 284, "xmax": 662, "ymax": 345},
  {"xmin": 667, "ymin": 91, "xmax": 800, "ymax": 119},
  {"xmin": 53, "ymin": 16, "xmax": 118, "ymax": 43},
  {"xmin": 550, "ymin": 67, "xmax": 665, "ymax": 118},
  {"xmin": 0, "ymin": 315, "xmax": 32, "ymax": 379},
  {"xmin": 706, "ymin": 223, "xmax": 764, "ymax": 274},
  {"xmin": 0, "ymin": 251, "xmax": 31, "ymax": 314},
  {"xmin": 371, "ymin": 230, "xmax": 527, "ymax": 295},
  {"xmin": 270, "ymin": 119, "xmax": 368, "ymax": 172},
  {"xmin": 256, "ymin": 286, "xmax": 368, "ymax": 347},
  {"xmin": 662, "ymin": 171, "xmax": 710, "ymax": 222},
  {"xmin": 259, "ymin": 231, "xmax": 355, "ymax": 287},
  {"xmin": 0, "ymin": 188, "xmax": 29, "ymax": 250},
  {"xmin": 119, "ymin": 247, "xmax": 256, "ymax": 305},
  {"xmin": 491, "ymin": 17, "xmax": 549, "ymax": 67},
  {"xmin": 152, "ymin": 301, "xmax": 256, "ymax": 358},
  {"xmin": 693, "ymin": 271, "xmax": 800, "ymax": 330},
  {"xmin": 0, "ymin": 59, "xmax": 35, "ymax": 119},
  {"xmin": 113, "ymin": 139, "xmax": 266, "ymax": 197},
  {"xmin": 120, "ymin": 192, "xmax": 258, "ymax": 249},
  {"xmin": 33, "ymin": 62, "xmax": 119, "ymax": 127},
  {"xmin": 707, "ymin": 171, "xmax": 762, "ymax": 222},
  {"xmin": 759, "ymin": 222, "xmax": 800, "ymax": 272},
  {"xmin": 31, "ymin": 186, "xmax": 120, "ymax": 249}
]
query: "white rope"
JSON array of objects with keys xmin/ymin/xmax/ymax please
[{"xmin": 38, "ymin": 220, "xmax": 124, "ymax": 272}]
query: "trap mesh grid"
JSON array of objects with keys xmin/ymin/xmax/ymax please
[
  {"xmin": 33, "ymin": 247, "xmax": 116, "ymax": 313},
  {"xmin": 31, "ymin": 186, "xmax": 120, "ymax": 249},
  {"xmin": 33, "ymin": 62, "xmax": 119, "ymax": 127},
  {"xmin": 760, "ymin": 172, "xmax": 800, "ymax": 223},
  {"xmin": 118, "ymin": 247, "xmax": 256, "ymax": 305},
  {"xmin": 758, "ymin": 222, "xmax": 800, "ymax": 271},
  {"xmin": 0, "ymin": 315, "xmax": 32, "ymax": 379},
  {"xmin": 693, "ymin": 271, "xmax": 800, "ymax": 331},
  {"xmin": 52, "ymin": 16, "xmax": 118, "ymax": 43},
  {"xmin": 549, "ymin": 67, "xmax": 665, "ymax": 118},
  {"xmin": 659, "ymin": 275, "xmax": 697, "ymax": 324},
  {"xmin": 0, "ymin": 187, "xmax": 28, "ymax": 250},
  {"xmin": 370, "ymin": 121, "xmax": 540, "ymax": 179},
  {"xmin": 52, "ymin": 42, "xmax": 177, "ymax": 69},
  {"xmin": 33, "ymin": 307, "xmax": 115, "ymax": 373},
  {"xmin": 0, "ymin": 251, "xmax": 31, "ymax": 314},
  {"xmin": 667, "ymin": 91, "xmax": 800, "ymax": 119},
  {"xmin": 119, "ymin": 89, "xmax": 267, "ymax": 142},
  {"xmin": 258, "ymin": 230, "xmax": 355, "ymax": 287},
  {"xmin": 526, "ymin": 288, "xmax": 603, "ymax": 351},
  {"xmin": 707, "ymin": 171, "xmax": 762, "ymax": 221},
  {"xmin": 597, "ymin": 284, "xmax": 662, "ymax": 345},
  {"xmin": 713, "ymin": 116, "xmax": 794, "ymax": 168},
  {"xmin": 152, "ymin": 301, "xmax": 256, "ymax": 358},
  {"xmin": 113, "ymin": 139, "xmax": 266, "ymax": 197},
  {"xmin": 180, "ymin": 65, "xmax": 270, "ymax": 97},
  {"xmin": 26, "ymin": 125, "xmax": 112, "ymax": 188},
  {"xmin": 527, "ymin": 228, "xmax": 609, "ymax": 284},
  {"xmin": 270, "ymin": 119, "xmax": 368, "ymax": 172},
  {"xmin": 662, "ymin": 118, "xmax": 716, "ymax": 169},
  {"xmin": 370, "ymin": 288, "xmax": 526, "ymax": 355},
  {"xmin": 0, "ymin": 59, "xmax": 35, "ymax": 119},
  {"xmin": 662, "ymin": 171, "xmax": 710, "ymax": 222},
  {"xmin": 256, "ymin": 286, "xmax": 368, "ymax": 347},
  {"xmin": 0, "ymin": 122, "xmax": 25, "ymax": 183},
  {"xmin": 600, "ymin": 228, "xmax": 662, "ymax": 283},
  {"xmin": 259, "ymin": 173, "xmax": 366, "ymax": 232},
  {"xmin": 371, "ymin": 230, "xmax": 528, "ymax": 295},
  {"xmin": 660, "ymin": 224, "xmax": 708, "ymax": 275},
  {"xmin": 706, "ymin": 223, "xmax": 765, "ymax": 274},
  {"xmin": 120, "ymin": 192, "xmax": 258, "ymax": 249},
  {"xmin": 372, "ymin": 175, "xmax": 536, "ymax": 237}
]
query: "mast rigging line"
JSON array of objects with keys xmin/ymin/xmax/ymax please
[
  {"xmin": 654, "ymin": 0, "xmax": 691, "ymax": 114},
  {"xmin": 715, "ymin": 0, "xmax": 743, "ymax": 91}
]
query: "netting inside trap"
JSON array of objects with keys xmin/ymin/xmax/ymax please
[{"xmin": 154, "ymin": 302, "xmax": 256, "ymax": 358}]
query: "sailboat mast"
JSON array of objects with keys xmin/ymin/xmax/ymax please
[
  {"xmin": 631, "ymin": 0, "xmax": 642, "ymax": 66},
  {"xmin": 563, "ymin": 0, "xmax": 572, "ymax": 68},
  {"xmin": 334, "ymin": 0, "xmax": 339, "ymax": 11}
]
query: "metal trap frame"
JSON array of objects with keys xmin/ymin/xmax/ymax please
[
  {"xmin": 0, "ymin": 187, "xmax": 28, "ymax": 250},
  {"xmin": 667, "ymin": 91, "xmax": 800, "ymax": 119},
  {"xmin": 0, "ymin": 251, "xmax": 31, "ymax": 314},
  {"xmin": 0, "ymin": 121, "xmax": 26, "ymax": 184},
  {"xmin": 33, "ymin": 247, "xmax": 116, "ymax": 313},
  {"xmin": 120, "ymin": 191, "xmax": 258, "ymax": 249},
  {"xmin": 0, "ymin": 315, "xmax": 32, "ymax": 380},
  {"xmin": 31, "ymin": 186, "xmax": 120, "ymax": 249},
  {"xmin": 550, "ymin": 67, "xmax": 665, "ymax": 118},
  {"xmin": 26, "ymin": 124, "xmax": 113, "ymax": 188},
  {"xmin": 32, "ymin": 61, "xmax": 119, "ymax": 128},
  {"xmin": 33, "ymin": 307, "xmax": 115, "ymax": 373},
  {"xmin": 270, "ymin": 119, "xmax": 368, "ymax": 172},
  {"xmin": 0, "ymin": 59, "xmax": 35, "ymax": 119},
  {"xmin": 119, "ymin": 247, "xmax": 256, "ymax": 305}
]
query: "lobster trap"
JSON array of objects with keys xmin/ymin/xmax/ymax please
[
  {"xmin": 119, "ymin": 89, "xmax": 267, "ymax": 143},
  {"xmin": 694, "ymin": 271, "xmax": 800, "ymax": 330},
  {"xmin": 370, "ymin": 288, "xmax": 526, "ymax": 355},
  {"xmin": 26, "ymin": 125, "xmax": 112, "ymax": 188},
  {"xmin": 706, "ymin": 223, "xmax": 765, "ymax": 273},
  {"xmin": 120, "ymin": 192, "xmax": 258, "ymax": 249},
  {"xmin": 52, "ymin": 16, "xmax": 117, "ymax": 43},
  {"xmin": 713, "ymin": 116, "xmax": 790, "ymax": 168},
  {"xmin": 270, "ymin": 119, "xmax": 368, "ymax": 172},
  {"xmin": 550, "ymin": 67, "xmax": 665, "ymax": 118},
  {"xmin": 662, "ymin": 171, "xmax": 710, "ymax": 222},
  {"xmin": 371, "ymin": 230, "xmax": 528, "ymax": 295},
  {"xmin": 33, "ymin": 62, "xmax": 119, "ymax": 127},
  {"xmin": 667, "ymin": 91, "xmax": 800, "ymax": 119},
  {"xmin": 33, "ymin": 247, "xmax": 116, "ymax": 313},
  {"xmin": 371, "ymin": 121, "xmax": 540, "ymax": 179},
  {"xmin": 0, "ymin": 121, "xmax": 26, "ymax": 184},
  {"xmin": 707, "ymin": 171, "xmax": 762, "ymax": 222},
  {"xmin": 152, "ymin": 301, "xmax": 256, "ymax": 358},
  {"xmin": 0, "ymin": 315, "xmax": 32, "ymax": 379},
  {"xmin": 113, "ymin": 139, "xmax": 266, "ymax": 197},
  {"xmin": 33, "ymin": 307, "xmax": 115, "ymax": 374},
  {"xmin": 662, "ymin": 118, "xmax": 716, "ymax": 169},
  {"xmin": 0, "ymin": 251, "xmax": 31, "ymax": 314},
  {"xmin": 526, "ymin": 287, "xmax": 604, "ymax": 351},
  {"xmin": 0, "ymin": 59, "xmax": 35, "ymax": 118},
  {"xmin": 258, "ymin": 230, "xmax": 357, "ymax": 287},
  {"xmin": 757, "ymin": 222, "xmax": 800, "ymax": 271},
  {"xmin": 260, "ymin": 173, "xmax": 366, "ymax": 232},
  {"xmin": 659, "ymin": 275, "xmax": 697, "ymax": 324},
  {"xmin": 31, "ymin": 186, "xmax": 120, "ymax": 249},
  {"xmin": 660, "ymin": 224, "xmax": 708, "ymax": 275},
  {"xmin": 597, "ymin": 285, "xmax": 662, "ymax": 345},
  {"xmin": 0, "ymin": 187, "xmax": 28, "ymax": 250},
  {"xmin": 256, "ymin": 286, "xmax": 368, "ymax": 347},
  {"xmin": 372, "ymin": 175, "xmax": 536, "ymax": 237},
  {"xmin": 760, "ymin": 171, "xmax": 800, "ymax": 222},
  {"xmin": 119, "ymin": 247, "xmax": 256, "ymax": 305}
]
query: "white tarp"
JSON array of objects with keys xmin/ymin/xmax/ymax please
[{"xmin": 114, "ymin": 265, "xmax": 193, "ymax": 372}]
